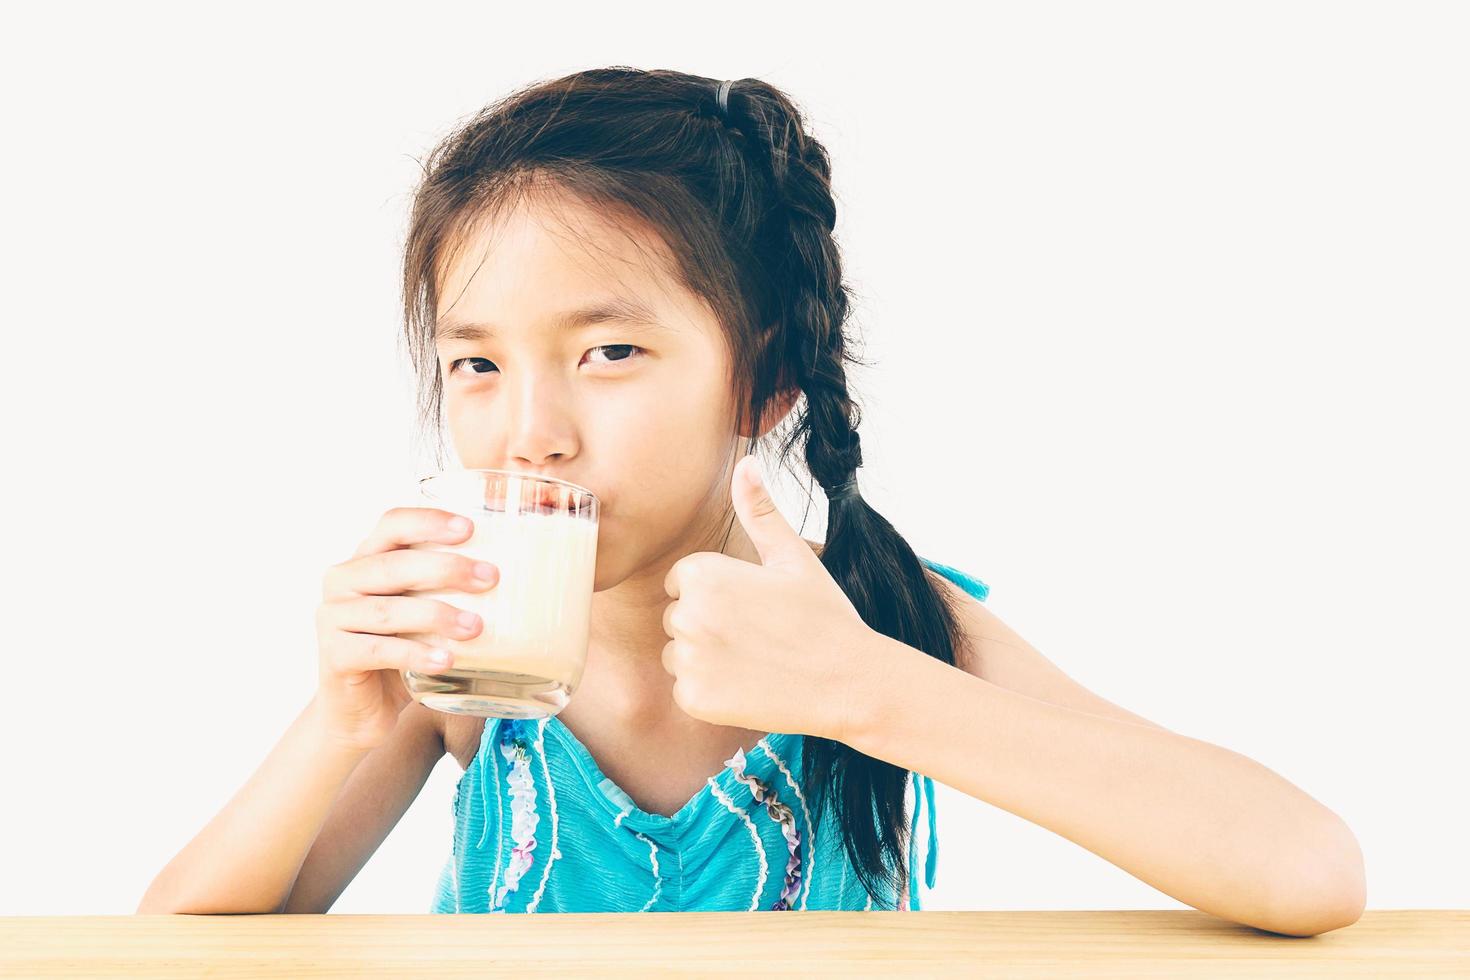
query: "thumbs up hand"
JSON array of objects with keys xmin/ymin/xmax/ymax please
[{"xmin": 660, "ymin": 456, "xmax": 879, "ymax": 743}]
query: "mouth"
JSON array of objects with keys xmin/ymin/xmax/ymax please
[{"xmin": 483, "ymin": 476, "xmax": 597, "ymax": 516}]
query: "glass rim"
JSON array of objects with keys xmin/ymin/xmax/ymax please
[{"xmin": 418, "ymin": 467, "xmax": 598, "ymax": 501}]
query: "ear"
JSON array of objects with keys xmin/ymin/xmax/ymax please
[{"xmin": 746, "ymin": 386, "xmax": 801, "ymax": 439}]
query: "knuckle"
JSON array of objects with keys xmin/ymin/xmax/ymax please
[
  {"xmin": 321, "ymin": 636, "xmax": 347, "ymax": 674},
  {"xmin": 424, "ymin": 551, "xmax": 452, "ymax": 585},
  {"xmin": 321, "ymin": 563, "xmax": 343, "ymax": 600},
  {"xmin": 680, "ymin": 554, "xmax": 717, "ymax": 586},
  {"xmin": 365, "ymin": 633, "xmax": 390, "ymax": 666},
  {"xmin": 672, "ymin": 678, "xmax": 701, "ymax": 712},
  {"xmin": 369, "ymin": 596, "xmax": 393, "ymax": 630}
]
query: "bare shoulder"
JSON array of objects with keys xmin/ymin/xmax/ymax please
[
  {"xmin": 920, "ymin": 564, "xmax": 1019, "ymax": 669},
  {"xmin": 921, "ymin": 565, "xmax": 1171, "ymax": 733}
]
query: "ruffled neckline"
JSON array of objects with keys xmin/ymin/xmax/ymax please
[{"xmin": 486, "ymin": 713, "xmax": 806, "ymax": 836}]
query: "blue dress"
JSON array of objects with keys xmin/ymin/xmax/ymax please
[{"xmin": 430, "ymin": 556, "xmax": 990, "ymax": 914}]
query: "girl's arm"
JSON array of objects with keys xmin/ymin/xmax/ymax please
[
  {"xmin": 137, "ymin": 696, "xmax": 443, "ymax": 914},
  {"xmin": 838, "ymin": 628, "xmax": 1366, "ymax": 938},
  {"xmin": 929, "ymin": 570, "xmax": 1174, "ymax": 734}
]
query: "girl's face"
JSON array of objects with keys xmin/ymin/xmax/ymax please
[{"xmin": 434, "ymin": 190, "xmax": 746, "ymax": 592}]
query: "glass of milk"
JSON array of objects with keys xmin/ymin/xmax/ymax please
[{"xmin": 399, "ymin": 468, "xmax": 598, "ymax": 719}]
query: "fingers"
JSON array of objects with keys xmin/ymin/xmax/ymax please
[
  {"xmin": 350, "ymin": 506, "xmax": 475, "ymax": 561},
  {"xmin": 323, "ymin": 543, "xmax": 499, "ymax": 602},
  {"xmin": 316, "ymin": 595, "xmax": 489, "ymax": 676},
  {"xmin": 317, "ymin": 593, "xmax": 486, "ymax": 643},
  {"xmin": 320, "ymin": 629, "xmax": 456, "ymax": 678}
]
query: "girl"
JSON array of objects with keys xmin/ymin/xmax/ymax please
[{"xmin": 139, "ymin": 68, "xmax": 1364, "ymax": 935}]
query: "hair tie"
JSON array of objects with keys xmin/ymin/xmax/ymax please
[
  {"xmin": 826, "ymin": 476, "xmax": 859, "ymax": 502},
  {"xmin": 716, "ymin": 79, "xmax": 734, "ymax": 118}
]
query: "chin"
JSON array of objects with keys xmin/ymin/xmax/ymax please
[{"xmin": 586, "ymin": 521, "xmax": 671, "ymax": 592}]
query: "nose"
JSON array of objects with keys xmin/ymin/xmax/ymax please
[{"xmin": 504, "ymin": 369, "xmax": 578, "ymax": 469}]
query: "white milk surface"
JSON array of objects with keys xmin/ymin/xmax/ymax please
[{"xmin": 405, "ymin": 508, "xmax": 598, "ymax": 682}]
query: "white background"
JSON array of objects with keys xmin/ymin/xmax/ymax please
[{"xmin": 2, "ymin": 1, "xmax": 1465, "ymax": 915}]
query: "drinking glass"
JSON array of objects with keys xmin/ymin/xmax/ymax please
[{"xmin": 399, "ymin": 468, "xmax": 598, "ymax": 718}]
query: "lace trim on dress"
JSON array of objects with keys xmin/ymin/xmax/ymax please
[{"xmin": 727, "ymin": 746, "xmax": 803, "ymax": 911}]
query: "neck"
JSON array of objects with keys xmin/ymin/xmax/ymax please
[{"xmin": 574, "ymin": 512, "xmax": 819, "ymax": 730}]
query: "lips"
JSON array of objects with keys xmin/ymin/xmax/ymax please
[
  {"xmin": 483, "ymin": 476, "xmax": 594, "ymax": 515},
  {"xmin": 529, "ymin": 482, "xmax": 568, "ymax": 512}
]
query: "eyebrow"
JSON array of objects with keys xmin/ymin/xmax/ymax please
[{"xmin": 434, "ymin": 298, "xmax": 669, "ymax": 344}]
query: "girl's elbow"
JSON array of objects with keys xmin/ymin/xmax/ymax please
[
  {"xmin": 1261, "ymin": 820, "xmax": 1367, "ymax": 936},
  {"xmin": 1258, "ymin": 892, "xmax": 1364, "ymax": 937}
]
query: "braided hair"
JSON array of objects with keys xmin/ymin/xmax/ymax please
[{"xmin": 400, "ymin": 67, "xmax": 967, "ymax": 907}]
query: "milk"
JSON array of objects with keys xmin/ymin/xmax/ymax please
[{"xmin": 403, "ymin": 508, "xmax": 598, "ymax": 689}]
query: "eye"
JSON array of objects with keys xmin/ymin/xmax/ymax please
[
  {"xmin": 447, "ymin": 357, "xmax": 496, "ymax": 376},
  {"xmin": 582, "ymin": 344, "xmax": 645, "ymax": 366},
  {"xmin": 446, "ymin": 345, "xmax": 646, "ymax": 377}
]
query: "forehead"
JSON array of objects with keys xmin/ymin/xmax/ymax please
[{"xmin": 435, "ymin": 187, "xmax": 690, "ymax": 325}]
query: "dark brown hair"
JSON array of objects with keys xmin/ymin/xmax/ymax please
[{"xmin": 398, "ymin": 67, "xmax": 964, "ymax": 906}]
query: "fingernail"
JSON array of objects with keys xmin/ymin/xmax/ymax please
[
  {"xmin": 448, "ymin": 516, "xmax": 471, "ymax": 534},
  {"xmin": 474, "ymin": 561, "xmax": 496, "ymax": 581},
  {"xmin": 428, "ymin": 648, "xmax": 451, "ymax": 666}
]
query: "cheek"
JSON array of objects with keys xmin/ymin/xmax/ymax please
[{"xmin": 443, "ymin": 397, "xmax": 484, "ymax": 457}]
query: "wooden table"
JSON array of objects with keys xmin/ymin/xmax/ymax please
[{"xmin": 2, "ymin": 910, "xmax": 1465, "ymax": 976}]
